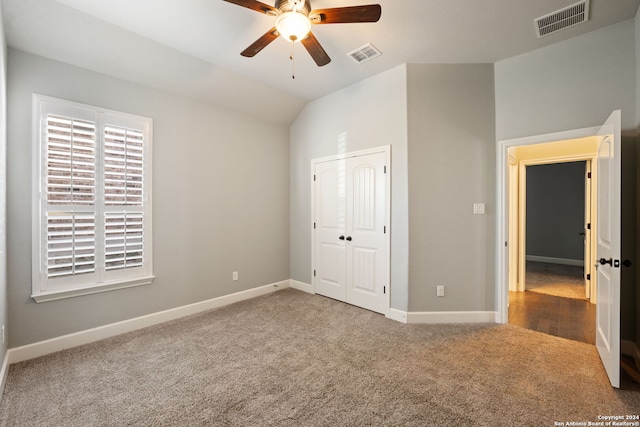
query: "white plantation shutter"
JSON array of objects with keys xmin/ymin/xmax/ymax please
[
  {"xmin": 104, "ymin": 125, "xmax": 144, "ymax": 206},
  {"xmin": 33, "ymin": 95, "xmax": 153, "ymax": 302},
  {"xmin": 46, "ymin": 115, "xmax": 96, "ymax": 206},
  {"xmin": 105, "ymin": 212, "xmax": 144, "ymax": 270},
  {"xmin": 45, "ymin": 114, "xmax": 97, "ymax": 281},
  {"xmin": 47, "ymin": 213, "xmax": 96, "ymax": 278},
  {"xmin": 103, "ymin": 123, "xmax": 145, "ymax": 275}
]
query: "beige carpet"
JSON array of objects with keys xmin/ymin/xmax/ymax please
[
  {"xmin": 1, "ymin": 288, "xmax": 638, "ymax": 426},
  {"xmin": 526, "ymin": 261, "xmax": 586, "ymax": 299}
]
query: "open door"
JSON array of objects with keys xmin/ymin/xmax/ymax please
[{"xmin": 595, "ymin": 110, "xmax": 621, "ymax": 388}]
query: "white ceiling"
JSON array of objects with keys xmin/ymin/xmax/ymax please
[{"xmin": 2, "ymin": 0, "xmax": 639, "ymax": 125}]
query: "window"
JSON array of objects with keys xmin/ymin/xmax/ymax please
[{"xmin": 32, "ymin": 95, "xmax": 153, "ymax": 302}]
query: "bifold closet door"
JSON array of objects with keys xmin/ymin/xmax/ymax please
[{"xmin": 314, "ymin": 151, "xmax": 388, "ymax": 314}]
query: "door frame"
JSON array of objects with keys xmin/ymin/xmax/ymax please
[
  {"xmin": 496, "ymin": 127, "xmax": 600, "ymax": 323},
  {"xmin": 310, "ymin": 145, "xmax": 391, "ymax": 315},
  {"xmin": 513, "ymin": 156, "xmax": 596, "ymax": 299}
]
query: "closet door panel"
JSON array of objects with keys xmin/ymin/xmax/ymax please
[
  {"xmin": 345, "ymin": 153, "xmax": 387, "ymax": 314},
  {"xmin": 314, "ymin": 160, "xmax": 347, "ymax": 301}
]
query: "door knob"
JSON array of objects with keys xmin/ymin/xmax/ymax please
[
  {"xmin": 339, "ymin": 235, "xmax": 345, "ymax": 240},
  {"xmin": 622, "ymin": 259, "xmax": 632, "ymax": 267},
  {"xmin": 579, "ymin": 231, "xmax": 585, "ymax": 236},
  {"xmin": 599, "ymin": 258, "xmax": 613, "ymax": 266},
  {"xmin": 346, "ymin": 236, "xmax": 352, "ymax": 241}
]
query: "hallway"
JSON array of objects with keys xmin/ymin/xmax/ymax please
[
  {"xmin": 509, "ymin": 290, "xmax": 595, "ymax": 344},
  {"xmin": 509, "ymin": 261, "xmax": 594, "ymax": 344}
]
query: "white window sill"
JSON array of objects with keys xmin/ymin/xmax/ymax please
[{"xmin": 32, "ymin": 276, "xmax": 155, "ymax": 303}]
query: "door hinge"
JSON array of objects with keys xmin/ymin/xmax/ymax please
[
  {"xmin": 313, "ymin": 174, "xmax": 316, "ymax": 181},
  {"xmin": 587, "ymin": 172, "xmax": 591, "ymax": 179},
  {"xmin": 384, "ymin": 226, "xmax": 386, "ymax": 234},
  {"xmin": 586, "ymin": 274, "xmax": 591, "ymax": 280},
  {"xmin": 587, "ymin": 223, "xmax": 591, "ymax": 230},
  {"xmin": 384, "ymin": 165, "xmax": 387, "ymax": 174},
  {"xmin": 384, "ymin": 286, "xmax": 386, "ymax": 294},
  {"xmin": 313, "ymin": 270, "xmax": 316, "ymax": 277},
  {"xmin": 313, "ymin": 222, "xmax": 316, "ymax": 229}
]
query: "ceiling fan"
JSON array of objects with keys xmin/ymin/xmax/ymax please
[{"xmin": 222, "ymin": 0, "xmax": 382, "ymax": 67}]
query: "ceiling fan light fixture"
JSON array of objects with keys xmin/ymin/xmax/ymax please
[{"xmin": 275, "ymin": 11, "xmax": 311, "ymax": 42}]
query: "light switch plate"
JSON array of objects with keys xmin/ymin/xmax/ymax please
[{"xmin": 473, "ymin": 203, "xmax": 485, "ymax": 215}]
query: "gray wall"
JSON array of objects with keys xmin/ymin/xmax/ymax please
[
  {"xmin": 0, "ymin": 4, "xmax": 7, "ymax": 360},
  {"xmin": 495, "ymin": 18, "xmax": 637, "ymax": 346},
  {"xmin": 526, "ymin": 162, "xmax": 586, "ymax": 262},
  {"xmin": 7, "ymin": 49, "xmax": 290, "ymax": 347},
  {"xmin": 406, "ymin": 64, "xmax": 495, "ymax": 312},
  {"xmin": 289, "ymin": 65, "xmax": 410, "ymax": 310},
  {"xmin": 495, "ymin": 19, "xmax": 637, "ymax": 141}
]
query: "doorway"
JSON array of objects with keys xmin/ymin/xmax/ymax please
[
  {"xmin": 497, "ymin": 110, "xmax": 622, "ymax": 388},
  {"xmin": 506, "ymin": 138, "xmax": 598, "ymax": 298},
  {"xmin": 508, "ymin": 153, "xmax": 596, "ymax": 344},
  {"xmin": 524, "ymin": 161, "xmax": 589, "ymax": 301}
]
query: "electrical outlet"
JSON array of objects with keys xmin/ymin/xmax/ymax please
[
  {"xmin": 436, "ymin": 286, "xmax": 445, "ymax": 297},
  {"xmin": 473, "ymin": 203, "xmax": 485, "ymax": 215},
  {"xmin": 233, "ymin": 271, "xmax": 239, "ymax": 281}
]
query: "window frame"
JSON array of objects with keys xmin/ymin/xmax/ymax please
[{"xmin": 32, "ymin": 94, "xmax": 154, "ymax": 303}]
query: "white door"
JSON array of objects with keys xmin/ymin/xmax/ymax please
[
  {"xmin": 595, "ymin": 110, "xmax": 621, "ymax": 388},
  {"xmin": 313, "ymin": 150, "xmax": 389, "ymax": 314},
  {"xmin": 345, "ymin": 153, "xmax": 388, "ymax": 314},
  {"xmin": 314, "ymin": 159, "xmax": 347, "ymax": 302}
]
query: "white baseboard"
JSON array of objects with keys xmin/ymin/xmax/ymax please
[
  {"xmin": 290, "ymin": 280, "xmax": 314, "ymax": 294},
  {"xmin": 287, "ymin": 288, "xmax": 494, "ymax": 326},
  {"xmin": 526, "ymin": 255, "xmax": 583, "ymax": 266},
  {"xmin": 386, "ymin": 309, "xmax": 496, "ymax": 324},
  {"xmin": 386, "ymin": 308, "xmax": 408, "ymax": 324},
  {"xmin": 8, "ymin": 280, "xmax": 290, "ymax": 365},
  {"xmin": 407, "ymin": 311, "xmax": 498, "ymax": 324}
]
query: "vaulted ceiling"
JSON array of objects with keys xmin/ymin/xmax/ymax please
[{"xmin": 2, "ymin": 0, "xmax": 639, "ymax": 124}]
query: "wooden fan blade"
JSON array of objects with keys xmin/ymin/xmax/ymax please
[
  {"xmin": 241, "ymin": 27, "xmax": 279, "ymax": 57},
  {"xmin": 301, "ymin": 32, "xmax": 331, "ymax": 66},
  {"xmin": 309, "ymin": 4, "xmax": 381, "ymax": 24},
  {"xmin": 222, "ymin": 0, "xmax": 278, "ymax": 15}
]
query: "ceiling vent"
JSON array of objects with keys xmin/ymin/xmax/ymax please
[
  {"xmin": 535, "ymin": 0, "xmax": 589, "ymax": 38},
  {"xmin": 348, "ymin": 43, "xmax": 382, "ymax": 64}
]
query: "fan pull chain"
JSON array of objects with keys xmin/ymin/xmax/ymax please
[{"xmin": 290, "ymin": 42, "xmax": 296, "ymax": 79}]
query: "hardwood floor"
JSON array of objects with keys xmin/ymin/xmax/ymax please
[{"xmin": 509, "ymin": 291, "xmax": 596, "ymax": 345}]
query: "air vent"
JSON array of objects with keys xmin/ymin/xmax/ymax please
[
  {"xmin": 535, "ymin": 0, "xmax": 589, "ymax": 38},
  {"xmin": 348, "ymin": 43, "xmax": 381, "ymax": 64}
]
